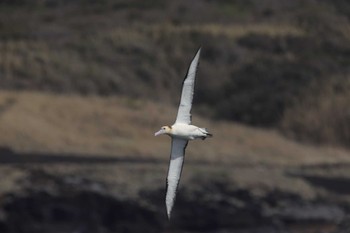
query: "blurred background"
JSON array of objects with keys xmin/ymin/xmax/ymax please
[{"xmin": 0, "ymin": 0, "xmax": 350, "ymax": 232}]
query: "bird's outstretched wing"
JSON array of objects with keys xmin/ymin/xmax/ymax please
[
  {"xmin": 175, "ymin": 48, "xmax": 201, "ymax": 125},
  {"xmin": 166, "ymin": 138, "xmax": 188, "ymax": 219}
]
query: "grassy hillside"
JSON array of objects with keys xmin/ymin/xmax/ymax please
[
  {"xmin": 0, "ymin": 0, "xmax": 350, "ymax": 147},
  {"xmin": 1, "ymin": 91, "xmax": 349, "ymax": 165}
]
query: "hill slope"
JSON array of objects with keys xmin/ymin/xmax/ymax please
[{"xmin": 0, "ymin": 91, "xmax": 349, "ymax": 165}]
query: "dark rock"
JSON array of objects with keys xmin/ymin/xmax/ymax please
[
  {"xmin": 0, "ymin": 170, "xmax": 348, "ymax": 233},
  {"xmin": 1, "ymin": 190, "xmax": 160, "ymax": 233}
]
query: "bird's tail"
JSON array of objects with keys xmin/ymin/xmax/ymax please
[{"xmin": 200, "ymin": 128, "xmax": 213, "ymax": 140}]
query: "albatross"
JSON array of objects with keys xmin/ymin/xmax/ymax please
[{"xmin": 154, "ymin": 48, "xmax": 212, "ymax": 219}]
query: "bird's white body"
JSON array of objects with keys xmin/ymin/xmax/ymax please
[
  {"xmin": 154, "ymin": 48, "xmax": 212, "ymax": 219},
  {"xmin": 169, "ymin": 124, "xmax": 210, "ymax": 140}
]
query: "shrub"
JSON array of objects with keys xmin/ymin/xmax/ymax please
[{"xmin": 280, "ymin": 77, "xmax": 350, "ymax": 148}]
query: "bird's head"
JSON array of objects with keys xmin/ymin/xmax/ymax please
[{"xmin": 154, "ymin": 126, "xmax": 172, "ymax": 136}]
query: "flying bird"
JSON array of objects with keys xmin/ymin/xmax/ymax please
[{"xmin": 154, "ymin": 48, "xmax": 212, "ymax": 219}]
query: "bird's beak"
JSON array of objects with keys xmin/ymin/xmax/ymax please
[{"xmin": 154, "ymin": 129, "xmax": 164, "ymax": 136}]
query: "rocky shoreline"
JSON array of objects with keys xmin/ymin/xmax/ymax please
[{"xmin": 0, "ymin": 166, "xmax": 349, "ymax": 233}]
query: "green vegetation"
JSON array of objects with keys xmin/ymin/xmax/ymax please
[{"xmin": 0, "ymin": 0, "xmax": 350, "ymax": 147}]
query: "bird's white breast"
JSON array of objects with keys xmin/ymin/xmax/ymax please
[{"xmin": 171, "ymin": 124, "xmax": 201, "ymax": 140}]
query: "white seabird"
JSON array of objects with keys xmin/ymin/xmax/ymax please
[{"xmin": 154, "ymin": 48, "xmax": 212, "ymax": 219}]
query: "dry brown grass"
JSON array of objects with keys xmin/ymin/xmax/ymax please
[
  {"xmin": 0, "ymin": 17, "xmax": 305, "ymax": 96},
  {"xmin": 0, "ymin": 39, "xmax": 89, "ymax": 91},
  {"xmin": 0, "ymin": 91, "xmax": 349, "ymax": 167},
  {"xmin": 281, "ymin": 77, "xmax": 350, "ymax": 148},
  {"xmin": 149, "ymin": 23, "xmax": 304, "ymax": 39}
]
